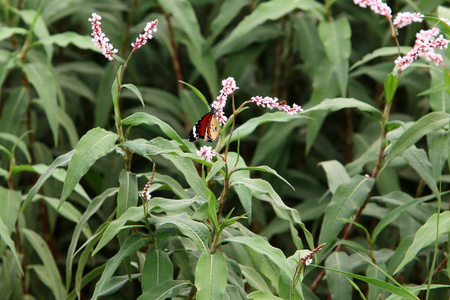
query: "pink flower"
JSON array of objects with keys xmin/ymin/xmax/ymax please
[
  {"xmin": 249, "ymin": 96, "xmax": 303, "ymax": 115},
  {"xmin": 395, "ymin": 27, "xmax": 449, "ymax": 71},
  {"xmin": 131, "ymin": 19, "xmax": 158, "ymax": 53},
  {"xmin": 88, "ymin": 13, "xmax": 118, "ymax": 61},
  {"xmin": 393, "ymin": 12, "xmax": 424, "ymax": 28},
  {"xmin": 353, "ymin": 0, "xmax": 392, "ymax": 19},
  {"xmin": 197, "ymin": 146, "xmax": 217, "ymax": 162},
  {"xmin": 211, "ymin": 77, "xmax": 239, "ymax": 125}
]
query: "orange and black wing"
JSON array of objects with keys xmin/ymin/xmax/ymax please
[{"xmin": 188, "ymin": 111, "xmax": 220, "ymax": 142}]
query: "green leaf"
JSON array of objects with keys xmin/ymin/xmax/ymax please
[
  {"xmin": 33, "ymin": 31, "xmax": 99, "ymax": 51},
  {"xmin": 92, "ymin": 206, "xmax": 145, "ymax": 256},
  {"xmin": 303, "ymin": 97, "xmax": 383, "ymax": 123},
  {"xmin": 179, "ymin": 81, "xmax": 209, "ymax": 110},
  {"xmin": 65, "ymin": 188, "xmax": 118, "ymax": 290},
  {"xmin": 384, "ymin": 74, "xmax": 398, "ymax": 105},
  {"xmin": 226, "ymin": 112, "xmax": 304, "ymax": 143},
  {"xmin": 208, "ymin": 0, "xmax": 250, "ymax": 45},
  {"xmin": 30, "ymin": 164, "xmax": 90, "ymax": 202},
  {"xmin": 349, "ymin": 47, "xmax": 411, "ymax": 71},
  {"xmin": 223, "ymin": 236, "xmax": 304, "ymax": 296},
  {"xmin": 98, "ymin": 274, "xmax": 141, "ymax": 297},
  {"xmin": 137, "ymin": 280, "xmax": 191, "ymax": 300},
  {"xmin": 424, "ymin": 16, "xmax": 450, "ymax": 36},
  {"xmin": 142, "ymin": 248, "xmax": 173, "ymax": 293},
  {"xmin": 0, "ymin": 87, "xmax": 28, "ymax": 135},
  {"xmin": 248, "ymin": 291, "xmax": 284, "ymax": 299},
  {"xmin": 22, "ymin": 229, "xmax": 66, "ymax": 300},
  {"xmin": 122, "ymin": 83, "xmax": 145, "ymax": 107},
  {"xmin": 60, "ymin": 128, "xmax": 117, "ymax": 207},
  {"xmin": 231, "ymin": 177, "xmax": 313, "ymax": 249},
  {"xmin": 117, "ymin": 170, "xmax": 138, "ymax": 218},
  {"xmin": 0, "ymin": 215, "xmax": 22, "ymax": 275},
  {"xmin": 291, "ymin": 14, "xmax": 326, "ymax": 77},
  {"xmin": 319, "ymin": 160, "xmax": 351, "ymax": 194},
  {"xmin": 317, "ymin": 265, "xmax": 418, "ymax": 300},
  {"xmin": 234, "ymin": 165, "xmax": 294, "ymax": 190},
  {"xmin": 371, "ymin": 192, "xmax": 425, "ymax": 245},
  {"xmin": 385, "ymin": 112, "xmax": 449, "ymax": 166},
  {"xmin": 395, "ymin": 211, "xmax": 450, "ymax": 274},
  {"xmin": 153, "ymin": 213, "xmax": 210, "ymax": 252},
  {"xmin": 91, "ymin": 233, "xmax": 150, "ymax": 300},
  {"xmin": 23, "ymin": 150, "xmax": 74, "ymax": 211},
  {"xmin": 195, "ymin": 252, "xmax": 228, "ymax": 300},
  {"xmin": 149, "ymin": 197, "xmax": 203, "ymax": 213},
  {"xmin": 402, "ymin": 147, "xmax": 440, "ymax": 196},
  {"xmin": 318, "ymin": 175, "xmax": 375, "ymax": 253},
  {"xmin": 124, "ymin": 137, "xmax": 205, "ymax": 198},
  {"xmin": 318, "ymin": 17, "xmax": 351, "ymax": 96},
  {"xmin": 0, "ymin": 27, "xmax": 28, "ymax": 41},
  {"xmin": 0, "ymin": 187, "xmax": 21, "ymax": 236},
  {"xmin": 0, "ymin": 132, "xmax": 31, "ymax": 163},
  {"xmin": 23, "ymin": 63, "xmax": 59, "ymax": 145},
  {"xmin": 305, "ymin": 63, "xmax": 341, "ymax": 154},
  {"xmin": 0, "ymin": 51, "xmax": 20, "ymax": 96},
  {"xmin": 325, "ymin": 252, "xmax": 353, "ymax": 300},
  {"xmin": 206, "ymin": 160, "xmax": 226, "ymax": 182},
  {"xmin": 122, "ymin": 112, "xmax": 184, "ymax": 145},
  {"xmin": 216, "ymin": 0, "xmax": 324, "ymax": 57},
  {"xmin": 241, "ymin": 265, "xmax": 272, "ymax": 293}
]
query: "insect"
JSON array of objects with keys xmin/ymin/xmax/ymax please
[{"xmin": 188, "ymin": 108, "xmax": 220, "ymax": 142}]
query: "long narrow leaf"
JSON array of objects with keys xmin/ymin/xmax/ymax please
[
  {"xmin": 60, "ymin": 128, "xmax": 117, "ymax": 207},
  {"xmin": 195, "ymin": 252, "xmax": 228, "ymax": 300}
]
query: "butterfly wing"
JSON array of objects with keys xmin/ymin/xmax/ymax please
[
  {"xmin": 188, "ymin": 112, "xmax": 211, "ymax": 142},
  {"xmin": 188, "ymin": 111, "xmax": 220, "ymax": 142},
  {"xmin": 206, "ymin": 114, "xmax": 220, "ymax": 142}
]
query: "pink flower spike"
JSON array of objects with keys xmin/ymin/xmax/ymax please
[
  {"xmin": 249, "ymin": 96, "xmax": 303, "ymax": 115},
  {"xmin": 353, "ymin": 0, "xmax": 392, "ymax": 20},
  {"xmin": 395, "ymin": 27, "xmax": 449, "ymax": 71},
  {"xmin": 197, "ymin": 146, "xmax": 217, "ymax": 162},
  {"xmin": 211, "ymin": 77, "xmax": 239, "ymax": 125},
  {"xmin": 131, "ymin": 19, "xmax": 159, "ymax": 53},
  {"xmin": 88, "ymin": 13, "xmax": 118, "ymax": 61},
  {"xmin": 393, "ymin": 12, "xmax": 424, "ymax": 28}
]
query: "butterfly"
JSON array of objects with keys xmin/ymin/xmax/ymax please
[{"xmin": 188, "ymin": 108, "xmax": 220, "ymax": 142}]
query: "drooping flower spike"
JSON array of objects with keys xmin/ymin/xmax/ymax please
[
  {"xmin": 393, "ymin": 12, "xmax": 424, "ymax": 29},
  {"xmin": 211, "ymin": 77, "xmax": 239, "ymax": 125},
  {"xmin": 249, "ymin": 96, "xmax": 303, "ymax": 115},
  {"xmin": 395, "ymin": 27, "xmax": 449, "ymax": 71},
  {"xmin": 131, "ymin": 20, "xmax": 159, "ymax": 53},
  {"xmin": 353, "ymin": 0, "xmax": 392, "ymax": 20},
  {"xmin": 88, "ymin": 13, "xmax": 118, "ymax": 61}
]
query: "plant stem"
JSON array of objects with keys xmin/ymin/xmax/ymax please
[{"xmin": 166, "ymin": 13, "xmax": 184, "ymax": 91}]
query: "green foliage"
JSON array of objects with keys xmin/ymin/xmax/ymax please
[{"xmin": 1, "ymin": 0, "xmax": 450, "ymax": 299}]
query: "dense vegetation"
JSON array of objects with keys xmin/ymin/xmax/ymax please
[{"xmin": 1, "ymin": 0, "xmax": 449, "ymax": 299}]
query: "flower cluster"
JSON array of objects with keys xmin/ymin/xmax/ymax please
[
  {"xmin": 393, "ymin": 12, "xmax": 424, "ymax": 29},
  {"xmin": 89, "ymin": 13, "xmax": 118, "ymax": 61},
  {"xmin": 131, "ymin": 20, "xmax": 159, "ymax": 52},
  {"xmin": 395, "ymin": 27, "xmax": 449, "ymax": 71},
  {"xmin": 249, "ymin": 96, "xmax": 303, "ymax": 115},
  {"xmin": 197, "ymin": 146, "xmax": 217, "ymax": 162},
  {"xmin": 353, "ymin": 0, "xmax": 392, "ymax": 19},
  {"xmin": 211, "ymin": 77, "xmax": 239, "ymax": 125}
]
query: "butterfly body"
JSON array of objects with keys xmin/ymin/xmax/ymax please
[{"xmin": 188, "ymin": 109, "xmax": 220, "ymax": 142}]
